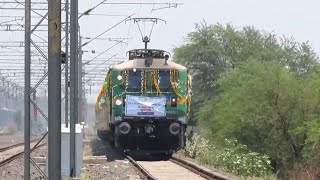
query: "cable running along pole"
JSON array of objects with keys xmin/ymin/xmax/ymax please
[
  {"xmin": 48, "ymin": 0, "xmax": 62, "ymax": 179},
  {"xmin": 78, "ymin": 34, "xmax": 83, "ymax": 124}
]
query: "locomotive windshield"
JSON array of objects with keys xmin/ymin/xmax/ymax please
[
  {"xmin": 158, "ymin": 71, "xmax": 171, "ymax": 90},
  {"xmin": 126, "ymin": 71, "xmax": 142, "ymax": 89},
  {"xmin": 125, "ymin": 70, "xmax": 172, "ymax": 91}
]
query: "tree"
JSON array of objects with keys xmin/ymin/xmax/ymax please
[
  {"xmin": 173, "ymin": 23, "xmax": 318, "ymax": 126},
  {"xmin": 198, "ymin": 60, "xmax": 320, "ymax": 171}
]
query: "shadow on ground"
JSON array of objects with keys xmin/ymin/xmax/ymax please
[
  {"xmin": 89, "ymin": 137, "xmax": 126, "ymax": 162},
  {"xmin": 88, "ymin": 135, "xmax": 172, "ymax": 162}
]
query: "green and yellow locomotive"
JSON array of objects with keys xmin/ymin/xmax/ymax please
[{"xmin": 95, "ymin": 48, "xmax": 192, "ymax": 156}]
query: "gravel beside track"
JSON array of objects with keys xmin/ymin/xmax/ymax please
[
  {"xmin": 83, "ymin": 161, "xmax": 143, "ymax": 180},
  {"xmin": 83, "ymin": 137, "xmax": 144, "ymax": 180},
  {"xmin": 0, "ymin": 137, "xmax": 144, "ymax": 180},
  {"xmin": 0, "ymin": 134, "xmax": 230, "ymax": 180},
  {"xmin": 0, "ymin": 145, "xmax": 46, "ymax": 180}
]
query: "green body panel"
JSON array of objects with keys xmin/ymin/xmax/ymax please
[
  {"xmin": 111, "ymin": 71, "xmax": 123, "ymax": 116},
  {"xmin": 177, "ymin": 71, "xmax": 187, "ymax": 117}
]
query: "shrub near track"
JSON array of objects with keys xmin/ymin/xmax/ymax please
[{"xmin": 183, "ymin": 134, "xmax": 273, "ymax": 177}]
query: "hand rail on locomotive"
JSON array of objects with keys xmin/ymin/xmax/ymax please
[{"xmin": 126, "ymin": 49, "xmax": 171, "ymax": 60}]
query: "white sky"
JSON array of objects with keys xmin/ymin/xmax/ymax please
[{"xmin": 80, "ymin": 0, "xmax": 320, "ymax": 102}]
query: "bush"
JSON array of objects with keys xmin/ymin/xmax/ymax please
[
  {"xmin": 184, "ymin": 133, "xmax": 212, "ymax": 158},
  {"xmin": 184, "ymin": 135, "xmax": 274, "ymax": 177},
  {"xmin": 214, "ymin": 139, "xmax": 273, "ymax": 177}
]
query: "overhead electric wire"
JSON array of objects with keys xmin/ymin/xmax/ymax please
[
  {"xmin": 82, "ymin": 13, "xmax": 135, "ymax": 47},
  {"xmin": 86, "ymin": 54, "xmax": 118, "ymax": 73},
  {"xmin": 84, "ymin": 41, "xmax": 122, "ymax": 65},
  {"xmin": 78, "ymin": 0, "xmax": 109, "ymax": 19},
  {"xmin": 101, "ymin": 2, "xmax": 183, "ymax": 5},
  {"xmin": 149, "ymin": 0, "xmax": 157, "ymax": 15},
  {"xmin": 0, "ymin": 0, "xmax": 182, "ymax": 89},
  {"xmin": 81, "ymin": 13, "xmax": 128, "ymax": 17}
]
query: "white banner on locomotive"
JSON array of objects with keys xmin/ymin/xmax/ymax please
[{"xmin": 125, "ymin": 95, "xmax": 166, "ymax": 117}]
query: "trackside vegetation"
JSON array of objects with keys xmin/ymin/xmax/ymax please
[
  {"xmin": 184, "ymin": 134, "xmax": 274, "ymax": 178},
  {"xmin": 174, "ymin": 22, "xmax": 320, "ymax": 179}
]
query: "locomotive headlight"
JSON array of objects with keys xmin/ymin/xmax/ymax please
[
  {"xmin": 117, "ymin": 75, "xmax": 123, "ymax": 80},
  {"xmin": 169, "ymin": 122, "xmax": 180, "ymax": 135},
  {"xmin": 171, "ymin": 97, "xmax": 177, "ymax": 107},
  {"xmin": 115, "ymin": 99, "xmax": 122, "ymax": 106}
]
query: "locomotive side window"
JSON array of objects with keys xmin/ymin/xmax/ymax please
[{"xmin": 126, "ymin": 70, "xmax": 142, "ymax": 89}]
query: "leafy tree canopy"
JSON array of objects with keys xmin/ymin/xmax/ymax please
[
  {"xmin": 174, "ymin": 22, "xmax": 320, "ymax": 173},
  {"xmin": 174, "ymin": 22, "xmax": 318, "ymax": 126},
  {"xmin": 198, "ymin": 60, "xmax": 320, "ymax": 170}
]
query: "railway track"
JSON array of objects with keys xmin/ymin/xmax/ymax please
[
  {"xmin": 87, "ymin": 138, "xmax": 231, "ymax": 180},
  {"xmin": 0, "ymin": 138, "xmax": 41, "ymax": 153},
  {"xmin": 0, "ymin": 138, "xmax": 46, "ymax": 167},
  {"xmin": 126, "ymin": 154, "xmax": 231, "ymax": 180},
  {"xmin": 0, "ymin": 137, "xmax": 232, "ymax": 179},
  {"xmin": 170, "ymin": 156, "xmax": 231, "ymax": 180},
  {"xmin": 0, "ymin": 132, "xmax": 13, "ymax": 136}
]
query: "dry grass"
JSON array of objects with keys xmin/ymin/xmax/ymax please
[
  {"xmin": 80, "ymin": 167, "xmax": 92, "ymax": 180},
  {"xmin": 282, "ymin": 164, "xmax": 320, "ymax": 180}
]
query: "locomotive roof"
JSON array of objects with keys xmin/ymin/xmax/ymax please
[{"xmin": 112, "ymin": 58, "xmax": 187, "ymax": 70}]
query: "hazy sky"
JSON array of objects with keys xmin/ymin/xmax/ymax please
[
  {"xmin": 80, "ymin": 0, "xmax": 320, "ymax": 53},
  {"xmin": 79, "ymin": 0, "xmax": 320, "ymax": 101}
]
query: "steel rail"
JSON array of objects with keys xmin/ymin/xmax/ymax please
[
  {"xmin": 170, "ymin": 156, "xmax": 231, "ymax": 180},
  {"xmin": 124, "ymin": 153, "xmax": 230, "ymax": 180},
  {"xmin": 0, "ymin": 143, "xmax": 46, "ymax": 167},
  {"xmin": 0, "ymin": 138, "xmax": 42, "ymax": 153},
  {"xmin": 125, "ymin": 155, "xmax": 157, "ymax": 180}
]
